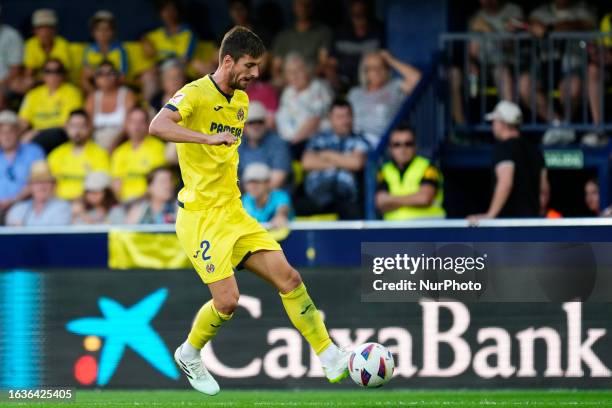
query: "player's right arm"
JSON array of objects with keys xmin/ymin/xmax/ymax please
[{"xmin": 149, "ymin": 108, "xmax": 237, "ymax": 145}]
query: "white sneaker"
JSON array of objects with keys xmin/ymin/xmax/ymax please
[
  {"xmin": 322, "ymin": 347, "xmax": 350, "ymax": 383},
  {"xmin": 174, "ymin": 345, "xmax": 220, "ymax": 395},
  {"xmin": 582, "ymin": 132, "xmax": 608, "ymax": 147},
  {"xmin": 542, "ymin": 121, "xmax": 576, "ymax": 146}
]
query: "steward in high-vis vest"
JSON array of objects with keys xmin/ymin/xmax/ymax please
[{"xmin": 375, "ymin": 124, "xmax": 445, "ymax": 220}]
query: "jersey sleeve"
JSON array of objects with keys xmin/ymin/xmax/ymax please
[{"xmin": 165, "ymin": 84, "xmax": 199, "ymax": 121}]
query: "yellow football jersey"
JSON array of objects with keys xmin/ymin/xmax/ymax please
[
  {"xmin": 23, "ymin": 35, "xmax": 73, "ymax": 72},
  {"xmin": 165, "ymin": 74, "xmax": 248, "ymax": 210},
  {"xmin": 18, "ymin": 83, "xmax": 83, "ymax": 130},
  {"xmin": 145, "ymin": 25, "xmax": 197, "ymax": 62}
]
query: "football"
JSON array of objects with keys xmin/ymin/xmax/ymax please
[{"xmin": 348, "ymin": 342, "xmax": 395, "ymax": 388}]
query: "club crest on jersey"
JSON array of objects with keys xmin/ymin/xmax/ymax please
[
  {"xmin": 206, "ymin": 263, "xmax": 215, "ymax": 273},
  {"xmin": 168, "ymin": 93, "xmax": 185, "ymax": 105},
  {"xmin": 237, "ymin": 107, "xmax": 245, "ymax": 122}
]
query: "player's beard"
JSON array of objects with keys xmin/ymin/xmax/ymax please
[{"xmin": 229, "ymin": 69, "xmax": 250, "ymax": 91}]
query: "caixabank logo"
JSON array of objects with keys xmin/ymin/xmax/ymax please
[{"xmin": 65, "ymin": 288, "xmax": 179, "ymax": 386}]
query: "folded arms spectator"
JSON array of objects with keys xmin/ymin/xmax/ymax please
[
  {"xmin": 376, "ymin": 123, "xmax": 445, "ymax": 220},
  {"xmin": 301, "ymin": 99, "xmax": 368, "ymax": 219},
  {"xmin": 5, "ymin": 160, "xmax": 71, "ymax": 226}
]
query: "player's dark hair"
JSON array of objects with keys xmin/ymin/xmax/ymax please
[
  {"xmin": 330, "ymin": 98, "xmax": 352, "ymax": 112},
  {"xmin": 392, "ymin": 121, "xmax": 415, "ymax": 135},
  {"xmin": 68, "ymin": 109, "xmax": 90, "ymax": 122},
  {"xmin": 219, "ymin": 26, "xmax": 265, "ymax": 63}
]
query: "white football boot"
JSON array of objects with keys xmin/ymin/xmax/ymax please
[
  {"xmin": 174, "ymin": 345, "xmax": 220, "ymax": 395},
  {"xmin": 322, "ymin": 346, "xmax": 350, "ymax": 383}
]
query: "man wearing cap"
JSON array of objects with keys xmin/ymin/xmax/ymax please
[
  {"xmin": 468, "ymin": 100, "xmax": 548, "ymax": 221},
  {"xmin": 5, "ymin": 160, "xmax": 71, "ymax": 226},
  {"xmin": 241, "ymin": 163, "xmax": 293, "ymax": 227},
  {"xmin": 0, "ymin": 110, "xmax": 45, "ymax": 216},
  {"xmin": 238, "ymin": 101, "xmax": 291, "ymax": 189},
  {"xmin": 23, "ymin": 9, "xmax": 72, "ymax": 82}
]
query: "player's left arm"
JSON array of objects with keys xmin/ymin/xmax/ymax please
[{"xmin": 149, "ymin": 108, "xmax": 237, "ymax": 145}]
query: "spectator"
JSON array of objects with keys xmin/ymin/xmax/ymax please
[
  {"xmin": 246, "ymin": 57, "xmax": 279, "ymax": 128},
  {"xmin": 5, "ymin": 160, "xmax": 71, "ymax": 226},
  {"xmin": 149, "ymin": 59, "xmax": 187, "ymax": 112},
  {"xmin": 521, "ymin": 0, "xmax": 596, "ymax": 144},
  {"xmin": 111, "ymin": 107, "xmax": 166, "ymax": 202},
  {"xmin": 142, "ymin": 0, "xmax": 197, "ymax": 66},
  {"xmin": 585, "ymin": 10, "xmax": 612, "ymax": 146},
  {"xmin": 18, "ymin": 59, "xmax": 82, "ymax": 153},
  {"xmin": 225, "ymin": 0, "xmax": 273, "ymax": 48},
  {"xmin": 276, "ymin": 53, "xmax": 332, "ymax": 155},
  {"xmin": 0, "ymin": 12, "xmax": 24, "ymax": 99},
  {"xmin": 272, "ymin": 0, "xmax": 332, "ymax": 85},
  {"xmin": 330, "ymin": 0, "xmax": 384, "ymax": 91},
  {"xmin": 347, "ymin": 50, "xmax": 421, "ymax": 147},
  {"xmin": 540, "ymin": 180, "xmax": 562, "ymax": 218},
  {"xmin": 84, "ymin": 61, "xmax": 137, "ymax": 150},
  {"xmin": 376, "ymin": 123, "xmax": 445, "ymax": 220},
  {"xmin": 124, "ymin": 166, "xmax": 176, "ymax": 224},
  {"xmin": 242, "ymin": 163, "xmax": 292, "ymax": 227},
  {"xmin": 48, "ymin": 110, "xmax": 110, "ymax": 201},
  {"xmin": 238, "ymin": 101, "xmax": 290, "ymax": 189},
  {"xmin": 449, "ymin": 0, "xmax": 524, "ymax": 125},
  {"xmin": 72, "ymin": 171, "xmax": 124, "ymax": 224},
  {"xmin": 81, "ymin": 10, "xmax": 129, "ymax": 94},
  {"xmin": 23, "ymin": 9, "xmax": 72, "ymax": 85},
  {"xmin": 0, "ymin": 110, "xmax": 45, "ymax": 217},
  {"xmin": 468, "ymin": 101, "xmax": 547, "ymax": 221},
  {"xmin": 301, "ymin": 99, "xmax": 368, "ymax": 219},
  {"xmin": 584, "ymin": 178, "xmax": 601, "ymax": 216}
]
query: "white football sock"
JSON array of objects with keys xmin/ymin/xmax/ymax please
[
  {"xmin": 180, "ymin": 341, "xmax": 201, "ymax": 360},
  {"xmin": 318, "ymin": 343, "xmax": 340, "ymax": 367}
]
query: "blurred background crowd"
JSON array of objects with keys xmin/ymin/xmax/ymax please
[{"xmin": 0, "ymin": 0, "xmax": 610, "ymax": 227}]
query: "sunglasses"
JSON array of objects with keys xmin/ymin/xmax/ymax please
[
  {"xmin": 391, "ymin": 141, "xmax": 415, "ymax": 148},
  {"xmin": 43, "ymin": 68, "xmax": 64, "ymax": 74},
  {"xmin": 247, "ymin": 119, "xmax": 265, "ymax": 125}
]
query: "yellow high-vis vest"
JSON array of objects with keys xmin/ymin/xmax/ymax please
[{"xmin": 381, "ymin": 156, "xmax": 446, "ymax": 220}]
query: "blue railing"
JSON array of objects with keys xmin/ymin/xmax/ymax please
[{"xmin": 364, "ymin": 53, "xmax": 444, "ymax": 220}]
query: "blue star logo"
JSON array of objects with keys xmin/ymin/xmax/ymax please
[{"xmin": 66, "ymin": 288, "xmax": 179, "ymax": 385}]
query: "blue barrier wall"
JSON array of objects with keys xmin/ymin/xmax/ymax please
[{"xmin": 2, "ymin": 220, "xmax": 612, "ymax": 269}]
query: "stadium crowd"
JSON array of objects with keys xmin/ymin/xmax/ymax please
[{"xmin": 0, "ymin": 0, "xmax": 610, "ymax": 227}]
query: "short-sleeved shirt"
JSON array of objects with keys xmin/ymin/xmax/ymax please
[
  {"xmin": 376, "ymin": 159, "xmax": 442, "ymax": 192},
  {"xmin": 145, "ymin": 25, "xmax": 197, "ymax": 62},
  {"xmin": 347, "ymin": 79, "xmax": 405, "ymax": 147},
  {"xmin": 47, "ymin": 140, "xmax": 110, "ymax": 200},
  {"xmin": 83, "ymin": 42, "xmax": 129, "ymax": 75},
  {"xmin": 18, "ymin": 83, "xmax": 83, "ymax": 130},
  {"xmin": 23, "ymin": 35, "xmax": 72, "ymax": 73},
  {"xmin": 276, "ymin": 78, "xmax": 332, "ymax": 142},
  {"xmin": 111, "ymin": 136, "xmax": 167, "ymax": 201},
  {"xmin": 238, "ymin": 131, "xmax": 291, "ymax": 177},
  {"xmin": 242, "ymin": 190, "xmax": 292, "ymax": 223},
  {"xmin": 492, "ymin": 137, "xmax": 545, "ymax": 217},
  {"xmin": 165, "ymin": 74, "xmax": 248, "ymax": 210},
  {"xmin": 273, "ymin": 24, "xmax": 332, "ymax": 66},
  {"xmin": 0, "ymin": 143, "xmax": 45, "ymax": 201},
  {"xmin": 303, "ymin": 131, "xmax": 369, "ymax": 206},
  {"xmin": 0, "ymin": 24, "xmax": 24, "ymax": 81},
  {"xmin": 6, "ymin": 198, "xmax": 71, "ymax": 226}
]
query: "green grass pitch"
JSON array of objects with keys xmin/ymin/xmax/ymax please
[{"xmin": 3, "ymin": 390, "xmax": 612, "ymax": 407}]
